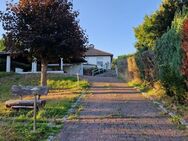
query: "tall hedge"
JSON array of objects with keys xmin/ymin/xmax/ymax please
[
  {"xmin": 127, "ymin": 5, "xmax": 188, "ymax": 104},
  {"xmin": 182, "ymin": 19, "xmax": 188, "ymax": 87},
  {"xmin": 155, "ymin": 9, "xmax": 188, "ymax": 103},
  {"xmin": 135, "ymin": 50, "xmax": 155, "ymax": 84}
]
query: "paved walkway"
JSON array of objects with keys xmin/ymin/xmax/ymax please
[
  {"xmin": 57, "ymin": 76, "xmax": 188, "ymax": 141},
  {"xmin": 95, "ymin": 70, "xmax": 117, "ymax": 77}
]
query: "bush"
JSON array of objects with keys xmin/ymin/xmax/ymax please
[
  {"xmin": 135, "ymin": 49, "xmax": 156, "ymax": 84},
  {"xmin": 155, "ymin": 14, "xmax": 187, "ymax": 104}
]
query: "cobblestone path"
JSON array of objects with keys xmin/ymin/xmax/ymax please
[{"xmin": 57, "ymin": 76, "xmax": 188, "ymax": 141}]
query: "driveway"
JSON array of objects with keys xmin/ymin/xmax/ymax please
[{"xmin": 57, "ymin": 76, "xmax": 188, "ymax": 141}]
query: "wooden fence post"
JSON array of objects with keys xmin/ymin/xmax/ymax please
[{"xmin": 33, "ymin": 93, "xmax": 37, "ymax": 132}]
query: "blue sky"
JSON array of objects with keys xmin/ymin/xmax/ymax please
[{"xmin": 0, "ymin": 0, "xmax": 162, "ymax": 57}]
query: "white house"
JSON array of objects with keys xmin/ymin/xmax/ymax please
[
  {"xmin": 0, "ymin": 45, "xmax": 113, "ymax": 75},
  {"xmin": 84, "ymin": 45, "xmax": 113, "ymax": 70},
  {"xmin": 0, "ymin": 52, "xmax": 85, "ymax": 75}
]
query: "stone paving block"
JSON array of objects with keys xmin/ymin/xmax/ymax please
[{"xmin": 58, "ymin": 76, "xmax": 188, "ymax": 141}]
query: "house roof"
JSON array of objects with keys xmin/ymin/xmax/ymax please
[{"xmin": 85, "ymin": 47, "xmax": 113, "ymax": 57}]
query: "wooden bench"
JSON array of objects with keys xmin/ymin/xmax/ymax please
[{"xmin": 5, "ymin": 85, "xmax": 49, "ymax": 110}]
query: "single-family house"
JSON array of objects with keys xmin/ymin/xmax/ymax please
[
  {"xmin": 0, "ymin": 52, "xmax": 85, "ymax": 75},
  {"xmin": 0, "ymin": 45, "xmax": 113, "ymax": 75},
  {"xmin": 84, "ymin": 45, "xmax": 113, "ymax": 70}
]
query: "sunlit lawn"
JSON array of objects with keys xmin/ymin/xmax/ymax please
[{"xmin": 0, "ymin": 72, "xmax": 89, "ymax": 141}]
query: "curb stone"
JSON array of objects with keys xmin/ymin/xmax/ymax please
[{"xmin": 133, "ymin": 87, "xmax": 188, "ymax": 128}]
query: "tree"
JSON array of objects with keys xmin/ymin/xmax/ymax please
[
  {"xmin": 134, "ymin": 14, "xmax": 157, "ymax": 49},
  {"xmin": 0, "ymin": 0, "xmax": 88, "ymax": 86},
  {"xmin": 134, "ymin": 0, "xmax": 183, "ymax": 49}
]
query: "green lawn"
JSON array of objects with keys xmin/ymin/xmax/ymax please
[{"xmin": 0, "ymin": 73, "xmax": 89, "ymax": 141}]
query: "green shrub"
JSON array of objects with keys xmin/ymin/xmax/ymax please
[{"xmin": 155, "ymin": 14, "xmax": 187, "ymax": 104}]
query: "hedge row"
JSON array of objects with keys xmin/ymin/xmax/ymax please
[{"xmin": 127, "ymin": 9, "xmax": 188, "ymax": 104}]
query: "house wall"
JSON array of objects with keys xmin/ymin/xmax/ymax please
[
  {"xmin": 64, "ymin": 64, "xmax": 83, "ymax": 75},
  {"xmin": 85, "ymin": 56, "xmax": 112, "ymax": 69},
  {"xmin": 0, "ymin": 54, "xmax": 85, "ymax": 75}
]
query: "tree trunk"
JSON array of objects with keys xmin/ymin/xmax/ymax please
[{"xmin": 41, "ymin": 59, "xmax": 48, "ymax": 86}]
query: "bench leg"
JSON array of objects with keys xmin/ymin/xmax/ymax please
[{"xmin": 33, "ymin": 95, "xmax": 37, "ymax": 132}]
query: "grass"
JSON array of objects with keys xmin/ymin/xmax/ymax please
[
  {"xmin": 0, "ymin": 72, "xmax": 89, "ymax": 141},
  {"xmin": 0, "ymin": 121, "xmax": 62, "ymax": 141},
  {"xmin": 67, "ymin": 104, "xmax": 84, "ymax": 120},
  {"xmin": 128, "ymin": 80, "xmax": 150, "ymax": 92},
  {"xmin": 0, "ymin": 72, "xmax": 14, "ymax": 78}
]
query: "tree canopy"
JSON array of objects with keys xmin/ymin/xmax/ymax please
[
  {"xmin": 134, "ymin": 0, "xmax": 186, "ymax": 49},
  {"xmin": 0, "ymin": 0, "xmax": 88, "ymax": 85}
]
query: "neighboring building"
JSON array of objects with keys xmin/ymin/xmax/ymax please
[
  {"xmin": 84, "ymin": 45, "xmax": 113, "ymax": 70},
  {"xmin": 0, "ymin": 52, "xmax": 85, "ymax": 75},
  {"xmin": 0, "ymin": 45, "xmax": 113, "ymax": 75}
]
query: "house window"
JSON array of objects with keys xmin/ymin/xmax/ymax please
[
  {"xmin": 97, "ymin": 57, "xmax": 104, "ymax": 68},
  {"xmin": 97, "ymin": 61, "xmax": 103, "ymax": 67}
]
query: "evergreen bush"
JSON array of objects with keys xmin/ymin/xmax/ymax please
[{"xmin": 155, "ymin": 9, "xmax": 188, "ymax": 104}]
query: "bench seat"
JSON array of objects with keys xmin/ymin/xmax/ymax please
[
  {"xmin": 5, "ymin": 100, "xmax": 46, "ymax": 108},
  {"xmin": 11, "ymin": 106, "xmax": 34, "ymax": 110}
]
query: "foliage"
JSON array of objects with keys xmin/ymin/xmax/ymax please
[
  {"xmin": 134, "ymin": 0, "xmax": 185, "ymax": 49},
  {"xmin": 155, "ymin": 13, "xmax": 187, "ymax": 104},
  {"xmin": 37, "ymin": 98, "xmax": 76, "ymax": 119},
  {"xmin": 0, "ymin": 39, "xmax": 5, "ymax": 51},
  {"xmin": 111, "ymin": 58, "xmax": 117, "ymax": 69},
  {"xmin": 0, "ymin": 0, "xmax": 88, "ymax": 86},
  {"xmin": 0, "ymin": 72, "xmax": 14, "ymax": 78},
  {"xmin": 128, "ymin": 80, "xmax": 149, "ymax": 92},
  {"xmin": 134, "ymin": 14, "xmax": 158, "ymax": 49},
  {"xmin": 128, "ymin": 80, "xmax": 166, "ymax": 100},
  {"xmin": 0, "ymin": 121, "xmax": 61, "ymax": 141},
  {"xmin": 117, "ymin": 54, "xmax": 134, "ymax": 60},
  {"xmin": 126, "ymin": 2, "xmax": 188, "ymax": 125},
  {"xmin": 0, "ymin": 73, "xmax": 89, "ymax": 140},
  {"xmin": 134, "ymin": 49, "xmax": 156, "ymax": 84},
  {"xmin": 170, "ymin": 115, "xmax": 182, "ymax": 125},
  {"xmin": 134, "ymin": 52, "xmax": 145, "ymax": 80},
  {"xmin": 47, "ymin": 76, "xmax": 89, "ymax": 89},
  {"xmin": 113, "ymin": 54, "xmax": 134, "ymax": 69},
  {"xmin": 132, "ymin": 5, "xmax": 188, "ymax": 104},
  {"xmin": 182, "ymin": 19, "xmax": 188, "ymax": 86},
  {"xmin": 1, "ymin": 0, "xmax": 88, "ymax": 62},
  {"xmin": 112, "ymin": 54, "xmax": 135, "ymax": 80},
  {"xmin": 155, "ymin": 28, "xmax": 182, "ymax": 76}
]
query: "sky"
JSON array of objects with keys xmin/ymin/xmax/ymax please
[{"xmin": 0, "ymin": 0, "xmax": 162, "ymax": 57}]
